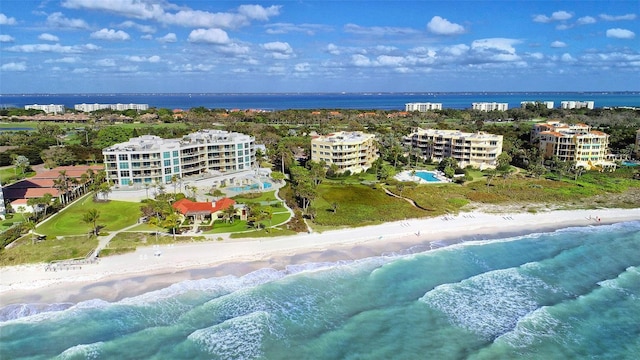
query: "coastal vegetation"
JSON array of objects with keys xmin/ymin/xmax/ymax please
[{"xmin": 1, "ymin": 105, "xmax": 639, "ymax": 264}]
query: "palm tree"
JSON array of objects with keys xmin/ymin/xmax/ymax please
[
  {"xmin": 82, "ymin": 208, "xmax": 101, "ymax": 236},
  {"xmin": 222, "ymin": 205, "xmax": 236, "ymax": 223}
]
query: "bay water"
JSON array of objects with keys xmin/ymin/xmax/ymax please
[{"xmin": 1, "ymin": 221, "xmax": 639, "ymax": 359}]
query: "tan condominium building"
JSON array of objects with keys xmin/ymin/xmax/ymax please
[
  {"xmin": 531, "ymin": 121, "xmax": 610, "ymax": 168},
  {"xmin": 404, "ymin": 128, "xmax": 503, "ymax": 169},
  {"xmin": 311, "ymin": 131, "xmax": 379, "ymax": 173},
  {"xmin": 405, "ymin": 103, "xmax": 443, "ymax": 112},
  {"xmin": 472, "ymin": 102, "xmax": 508, "ymax": 111}
]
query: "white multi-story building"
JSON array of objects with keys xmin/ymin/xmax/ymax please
[
  {"xmin": 521, "ymin": 101, "xmax": 554, "ymax": 109},
  {"xmin": 561, "ymin": 101, "xmax": 594, "ymax": 110},
  {"xmin": 103, "ymin": 130, "xmax": 255, "ymax": 186},
  {"xmin": 311, "ymin": 131, "xmax": 379, "ymax": 174},
  {"xmin": 75, "ymin": 103, "xmax": 149, "ymax": 112},
  {"xmin": 405, "ymin": 103, "xmax": 443, "ymax": 112},
  {"xmin": 24, "ymin": 104, "xmax": 65, "ymax": 114},
  {"xmin": 404, "ymin": 128, "xmax": 504, "ymax": 169},
  {"xmin": 472, "ymin": 102, "xmax": 508, "ymax": 111}
]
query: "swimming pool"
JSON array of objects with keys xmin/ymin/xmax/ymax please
[
  {"xmin": 228, "ymin": 182, "xmax": 273, "ymax": 192},
  {"xmin": 414, "ymin": 171, "xmax": 441, "ymax": 182},
  {"xmin": 621, "ymin": 161, "xmax": 639, "ymax": 167}
]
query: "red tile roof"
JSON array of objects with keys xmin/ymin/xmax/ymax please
[
  {"xmin": 172, "ymin": 198, "xmax": 235, "ymax": 216},
  {"xmin": 33, "ymin": 165, "xmax": 102, "ymax": 180}
]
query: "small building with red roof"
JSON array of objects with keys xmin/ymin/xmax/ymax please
[{"xmin": 172, "ymin": 197, "xmax": 245, "ymax": 221}]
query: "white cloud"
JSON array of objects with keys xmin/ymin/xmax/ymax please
[
  {"xmin": 72, "ymin": 68, "xmax": 90, "ymax": 73},
  {"xmin": 551, "ymin": 41, "xmax": 567, "ymax": 48},
  {"xmin": 157, "ymin": 33, "xmax": 177, "ymax": 43},
  {"xmin": 188, "ymin": 28, "xmax": 230, "ymax": 44},
  {"xmin": 47, "ymin": 12, "xmax": 90, "ymax": 29},
  {"xmin": 533, "ymin": 10, "xmax": 573, "ymax": 23},
  {"xmin": 38, "ymin": 33, "xmax": 60, "ymax": 42},
  {"xmin": 265, "ymin": 23, "xmax": 331, "ymax": 36},
  {"xmin": 600, "ymin": 13, "xmax": 637, "ymax": 21},
  {"xmin": 119, "ymin": 65, "xmax": 139, "ymax": 72},
  {"xmin": 294, "ymin": 62, "xmax": 311, "ymax": 72},
  {"xmin": 96, "ymin": 58, "xmax": 116, "ymax": 67},
  {"xmin": 561, "ymin": 53, "xmax": 576, "ymax": 62},
  {"xmin": 344, "ymin": 23, "xmax": 420, "ymax": 36},
  {"xmin": 45, "ymin": 57, "xmax": 80, "ymax": 63},
  {"xmin": 0, "ymin": 13, "xmax": 17, "ymax": 25},
  {"xmin": 327, "ymin": 43, "xmax": 341, "ymax": 55},
  {"xmin": 174, "ymin": 63, "xmax": 214, "ymax": 72},
  {"xmin": 90, "ymin": 28, "xmax": 131, "ymax": 41},
  {"xmin": 471, "ymin": 38, "xmax": 520, "ymax": 54},
  {"xmin": 528, "ymin": 52, "xmax": 545, "ymax": 60},
  {"xmin": 62, "ymin": 0, "xmax": 164, "ymax": 20},
  {"xmin": 217, "ymin": 43, "xmax": 250, "ymax": 55},
  {"xmin": 1, "ymin": 62, "xmax": 26, "ymax": 71},
  {"xmin": 262, "ymin": 41, "xmax": 294, "ymax": 59},
  {"xmin": 427, "ymin": 16, "xmax": 465, "ymax": 35},
  {"xmin": 442, "ymin": 44, "xmax": 469, "ymax": 56},
  {"xmin": 119, "ymin": 21, "xmax": 156, "ymax": 34},
  {"xmin": 606, "ymin": 28, "xmax": 635, "ymax": 39},
  {"xmin": 127, "ymin": 55, "xmax": 161, "ymax": 63},
  {"xmin": 577, "ymin": 16, "xmax": 596, "ymax": 25},
  {"xmin": 6, "ymin": 43, "xmax": 100, "ymax": 53},
  {"xmin": 0, "ymin": 35, "xmax": 15, "ymax": 42},
  {"xmin": 351, "ymin": 54, "xmax": 371, "ymax": 66},
  {"xmin": 237, "ymin": 5, "xmax": 281, "ymax": 21}
]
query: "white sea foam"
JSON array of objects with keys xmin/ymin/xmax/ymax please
[
  {"xmin": 188, "ymin": 311, "xmax": 276, "ymax": 359},
  {"xmin": 55, "ymin": 342, "xmax": 103, "ymax": 360},
  {"xmin": 0, "ymin": 302, "xmax": 74, "ymax": 322},
  {"xmin": 419, "ymin": 268, "xmax": 552, "ymax": 340},
  {"xmin": 494, "ymin": 306, "xmax": 566, "ymax": 348}
]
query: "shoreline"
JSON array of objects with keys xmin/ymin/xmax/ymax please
[{"xmin": 1, "ymin": 208, "xmax": 638, "ymax": 307}]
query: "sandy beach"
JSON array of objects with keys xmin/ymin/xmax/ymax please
[{"xmin": 1, "ymin": 208, "xmax": 638, "ymax": 306}]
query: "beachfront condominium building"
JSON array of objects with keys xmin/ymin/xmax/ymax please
[
  {"xmin": 561, "ymin": 101, "xmax": 594, "ymax": 110},
  {"xmin": 521, "ymin": 101, "xmax": 554, "ymax": 109},
  {"xmin": 103, "ymin": 130, "xmax": 255, "ymax": 186},
  {"xmin": 75, "ymin": 103, "xmax": 149, "ymax": 112},
  {"xmin": 531, "ymin": 121, "xmax": 609, "ymax": 167},
  {"xmin": 472, "ymin": 102, "xmax": 508, "ymax": 111},
  {"xmin": 311, "ymin": 131, "xmax": 379, "ymax": 174},
  {"xmin": 405, "ymin": 103, "xmax": 443, "ymax": 112},
  {"xmin": 404, "ymin": 128, "xmax": 503, "ymax": 169},
  {"xmin": 24, "ymin": 104, "xmax": 65, "ymax": 114}
]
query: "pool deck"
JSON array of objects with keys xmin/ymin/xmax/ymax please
[{"xmin": 394, "ymin": 170, "xmax": 451, "ymax": 184}]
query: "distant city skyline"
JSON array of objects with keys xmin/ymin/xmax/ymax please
[{"xmin": 0, "ymin": 1, "xmax": 638, "ymax": 93}]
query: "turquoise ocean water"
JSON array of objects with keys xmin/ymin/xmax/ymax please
[{"xmin": 1, "ymin": 221, "xmax": 639, "ymax": 359}]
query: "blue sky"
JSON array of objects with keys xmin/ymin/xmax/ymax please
[{"xmin": 0, "ymin": 0, "xmax": 638, "ymax": 93}]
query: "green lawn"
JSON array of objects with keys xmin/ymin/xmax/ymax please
[
  {"xmin": 36, "ymin": 195, "xmax": 142, "ymax": 236},
  {"xmin": 0, "ymin": 166, "xmax": 36, "ymax": 184}
]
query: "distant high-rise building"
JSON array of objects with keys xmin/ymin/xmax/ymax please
[
  {"xmin": 75, "ymin": 103, "xmax": 149, "ymax": 112},
  {"xmin": 405, "ymin": 103, "xmax": 443, "ymax": 112},
  {"xmin": 24, "ymin": 104, "xmax": 65, "ymax": 114},
  {"xmin": 560, "ymin": 101, "xmax": 594, "ymax": 110},
  {"xmin": 471, "ymin": 102, "xmax": 508, "ymax": 111},
  {"xmin": 521, "ymin": 101, "xmax": 554, "ymax": 109}
]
